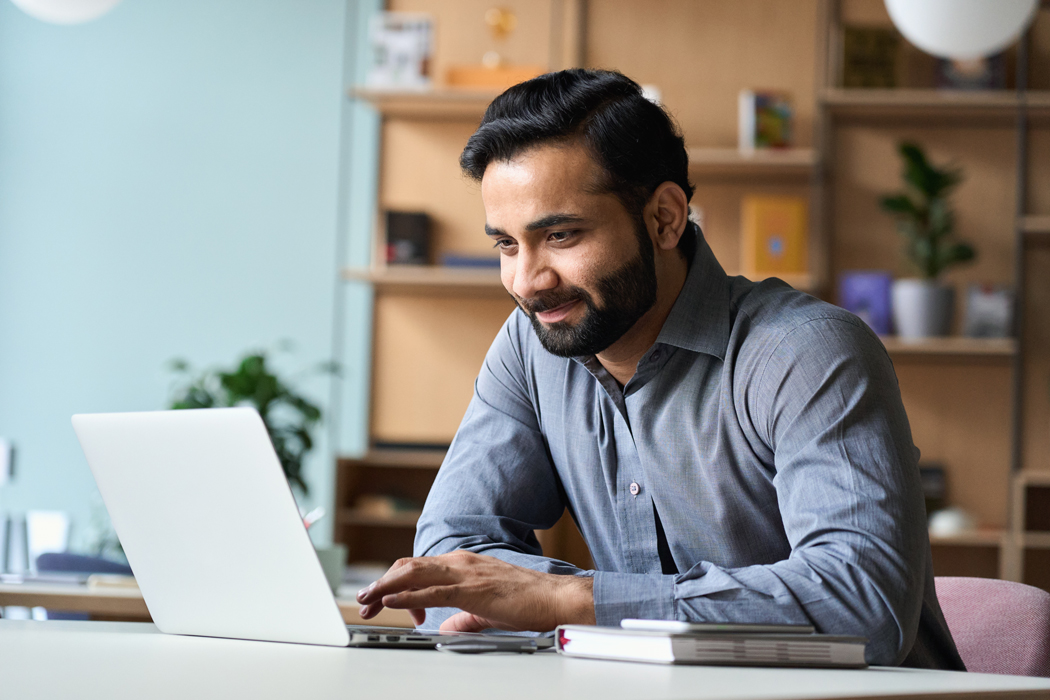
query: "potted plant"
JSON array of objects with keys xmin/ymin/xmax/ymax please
[
  {"xmin": 167, "ymin": 348, "xmax": 335, "ymax": 495},
  {"xmin": 880, "ymin": 142, "xmax": 976, "ymax": 338}
]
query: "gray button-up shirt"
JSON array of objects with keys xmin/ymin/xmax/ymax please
[{"xmin": 415, "ymin": 232, "xmax": 964, "ymax": 669}]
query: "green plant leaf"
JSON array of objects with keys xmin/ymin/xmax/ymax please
[
  {"xmin": 939, "ymin": 242, "xmax": 976, "ymax": 268},
  {"xmin": 882, "ymin": 141, "xmax": 970, "ymax": 278},
  {"xmin": 880, "ymin": 194, "xmax": 918, "ymax": 216}
]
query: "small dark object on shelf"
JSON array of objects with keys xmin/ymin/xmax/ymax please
[
  {"xmin": 842, "ymin": 27, "xmax": 899, "ymax": 88},
  {"xmin": 386, "ymin": 211, "xmax": 430, "ymax": 265}
]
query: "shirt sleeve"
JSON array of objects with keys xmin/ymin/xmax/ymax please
[
  {"xmin": 594, "ymin": 315, "xmax": 928, "ymax": 667},
  {"xmin": 413, "ymin": 311, "xmax": 593, "ymax": 628}
]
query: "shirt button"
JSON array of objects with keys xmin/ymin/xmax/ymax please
[
  {"xmin": 650, "ymin": 350, "xmax": 661, "ymax": 362},
  {"xmin": 629, "ymin": 482, "xmax": 641, "ymax": 496}
]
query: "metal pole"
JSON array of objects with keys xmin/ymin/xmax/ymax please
[{"xmin": 1010, "ymin": 32, "xmax": 1029, "ymax": 477}]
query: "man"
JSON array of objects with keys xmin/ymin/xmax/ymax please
[{"xmin": 357, "ymin": 69, "xmax": 964, "ymax": 669}]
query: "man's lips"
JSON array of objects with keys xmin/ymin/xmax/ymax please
[{"xmin": 535, "ymin": 299, "xmax": 580, "ymax": 324}]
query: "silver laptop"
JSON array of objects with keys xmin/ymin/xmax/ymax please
[{"xmin": 72, "ymin": 407, "xmax": 550, "ymax": 649}]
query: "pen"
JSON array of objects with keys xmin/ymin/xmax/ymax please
[{"xmin": 435, "ymin": 639, "xmax": 539, "ymax": 654}]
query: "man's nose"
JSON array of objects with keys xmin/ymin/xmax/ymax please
[{"xmin": 510, "ymin": 246, "xmax": 558, "ymax": 301}]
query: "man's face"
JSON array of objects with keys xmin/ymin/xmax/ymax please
[{"xmin": 481, "ymin": 143, "xmax": 657, "ymax": 357}]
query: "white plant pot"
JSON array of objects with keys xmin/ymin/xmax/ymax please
[{"xmin": 892, "ymin": 279, "xmax": 954, "ymax": 339}]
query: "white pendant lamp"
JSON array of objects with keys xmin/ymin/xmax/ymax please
[
  {"xmin": 10, "ymin": 0, "xmax": 121, "ymax": 24},
  {"xmin": 884, "ymin": 0, "xmax": 1039, "ymax": 60}
]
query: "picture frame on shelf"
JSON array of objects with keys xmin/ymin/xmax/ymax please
[{"xmin": 963, "ymin": 284, "xmax": 1014, "ymax": 338}]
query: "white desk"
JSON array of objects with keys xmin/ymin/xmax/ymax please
[
  {"xmin": 0, "ymin": 581, "xmax": 414, "ymax": 626},
  {"xmin": 1, "ymin": 620, "xmax": 1049, "ymax": 700}
]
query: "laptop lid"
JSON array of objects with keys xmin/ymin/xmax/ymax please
[{"xmin": 72, "ymin": 407, "xmax": 350, "ymax": 646}]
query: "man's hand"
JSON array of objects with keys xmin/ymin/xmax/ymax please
[{"xmin": 355, "ymin": 550, "xmax": 596, "ymax": 632}]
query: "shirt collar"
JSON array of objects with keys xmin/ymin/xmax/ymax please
[{"xmin": 654, "ymin": 227, "xmax": 731, "ymax": 361}]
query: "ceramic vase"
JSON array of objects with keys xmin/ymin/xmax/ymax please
[{"xmin": 891, "ymin": 278, "xmax": 954, "ymax": 339}]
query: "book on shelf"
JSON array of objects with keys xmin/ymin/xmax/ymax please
[
  {"xmin": 440, "ymin": 253, "xmax": 501, "ymax": 269},
  {"xmin": 366, "ymin": 12, "xmax": 433, "ymax": 89},
  {"xmin": 838, "ymin": 270, "xmax": 893, "ymax": 335},
  {"xmin": 555, "ymin": 623, "xmax": 868, "ymax": 669},
  {"xmin": 738, "ymin": 90, "xmax": 793, "ymax": 151},
  {"xmin": 741, "ymin": 195, "xmax": 809, "ymax": 278}
]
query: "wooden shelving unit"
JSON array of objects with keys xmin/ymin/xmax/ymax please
[
  {"xmin": 1022, "ymin": 216, "xmax": 1050, "ymax": 248},
  {"xmin": 343, "ymin": 265, "xmax": 504, "ymax": 295},
  {"xmin": 879, "ymin": 337, "xmax": 1017, "ymax": 358},
  {"xmin": 334, "ymin": 449, "xmax": 445, "ymax": 564},
  {"xmin": 686, "ymin": 147, "xmax": 816, "ymax": 178},
  {"xmin": 821, "ymin": 88, "xmax": 1050, "ymax": 122},
  {"xmin": 344, "ymin": 264, "xmax": 814, "ymax": 295},
  {"xmin": 352, "ymin": 87, "xmax": 497, "ymax": 119},
  {"xmin": 1006, "ymin": 471, "xmax": 1050, "ymax": 582},
  {"xmin": 819, "ymin": 0, "xmax": 1050, "ymax": 588},
  {"xmin": 338, "ymin": 508, "xmax": 422, "ymax": 528},
  {"xmin": 929, "ymin": 529, "xmax": 1007, "ymax": 547},
  {"xmin": 1020, "ymin": 532, "xmax": 1050, "ymax": 549}
]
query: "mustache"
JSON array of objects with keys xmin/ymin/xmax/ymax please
[{"xmin": 516, "ymin": 287, "xmax": 592, "ymax": 315}]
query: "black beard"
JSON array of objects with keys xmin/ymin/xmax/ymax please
[{"xmin": 517, "ymin": 224, "xmax": 657, "ymax": 357}]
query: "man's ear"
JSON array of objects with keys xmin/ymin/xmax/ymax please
[{"xmin": 647, "ymin": 182, "xmax": 690, "ymax": 251}]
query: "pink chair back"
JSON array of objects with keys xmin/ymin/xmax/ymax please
[{"xmin": 935, "ymin": 576, "xmax": 1050, "ymax": 676}]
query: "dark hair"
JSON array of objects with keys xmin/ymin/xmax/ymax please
[{"xmin": 460, "ymin": 69, "xmax": 697, "ymax": 259}]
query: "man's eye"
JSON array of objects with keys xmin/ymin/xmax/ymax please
[
  {"xmin": 549, "ymin": 230, "xmax": 576, "ymax": 243},
  {"xmin": 493, "ymin": 239, "xmax": 516, "ymax": 250}
]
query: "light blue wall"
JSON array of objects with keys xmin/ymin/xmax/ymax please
[
  {"xmin": 331, "ymin": 0, "xmax": 381, "ymax": 465},
  {"xmin": 0, "ymin": 0, "xmax": 366, "ymax": 549}
]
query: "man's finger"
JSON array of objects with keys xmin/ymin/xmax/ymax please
[
  {"xmin": 358, "ymin": 557, "xmax": 458, "ymax": 605},
  {"xmin": 379, "ymin": 584, "xmax": 458, "ymax": 611},
  {"xmin": 409, "ymin": 608, "xmax": 427, "ymax": 626},
  {"xmin": 439, "ymin": 611, "xmax": 496, "ymax": 633}
]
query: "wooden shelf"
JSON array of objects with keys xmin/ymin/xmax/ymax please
[
  {"xmin": 1021, "ymin": 216, "xmax": 1050, "ymax": 234},
  {"xmin": 1020, "ymin": 532, "xmax": 1050, "ymax": 549},
  {"xmin": 1022, "ymin": 216, "xmax": 1050, "ymax": 248},
  {"xmin": 338, "ymin": 508, "xmax": 422, "ymax": 528},
  {"xmin": 341, "ymin": 448, "xmax": 447, "ymax": 470},
  {"xmin": 1016, "ymin": 470, "xmax": 1050, "ymax": 487},
  {"xmin": 343, "ymin": 266, "xmax": 506, "ymax": 296},
  {"xmin": 348, "ymin": 267, "xmax": 817, "ymax": 294},
  {"xmin": 929, "ymin": 529, "xmax": 1006, "ymax": 547},
  {"xmin": 880, "ymin": 336, "xmax": 1017, "ymax": 357},
  {"xmin": 822, "ymin": 89, "xmax": 1050, "ymax": 122},
  {"xmin": 686, "ymin": 147, "xmax": 816, "ymax": 178},
  {"xmin": 350, "ymin": 86, "xmax": 498, "ymax": 119}
]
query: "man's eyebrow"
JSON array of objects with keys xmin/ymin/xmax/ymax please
[
  {"xmin": 484, "ymin": 214, "xmax": 586, "ymax": 238},
  {"xmin": 525, "ymin": 213, "xmax": 585, "ymax": 231}
]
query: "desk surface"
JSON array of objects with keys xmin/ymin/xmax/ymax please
[
  {"xmin": 0, "ymin": 581, "xmax": 414, "ymax": 627},
  {"xmin": 1, "ymin": 620, "xmax": 1049, "ymax": 700}
]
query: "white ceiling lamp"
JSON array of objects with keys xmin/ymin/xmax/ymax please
[
  {"xmin": 10, "ymin": 0, "xmax": 121, "ymax": 24},
  {"xmin": 884, "ymin": 0, "xmax": 1039, "ymax": 60}
]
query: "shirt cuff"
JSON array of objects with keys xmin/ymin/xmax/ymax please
[{"xmin": 592, "ymin": 571, "xmax": 676, "ymax": 626}]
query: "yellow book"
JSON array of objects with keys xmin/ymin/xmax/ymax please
[{"xmin": 741, "ymin": 195, "xmax": 809, "ymax": 276}]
